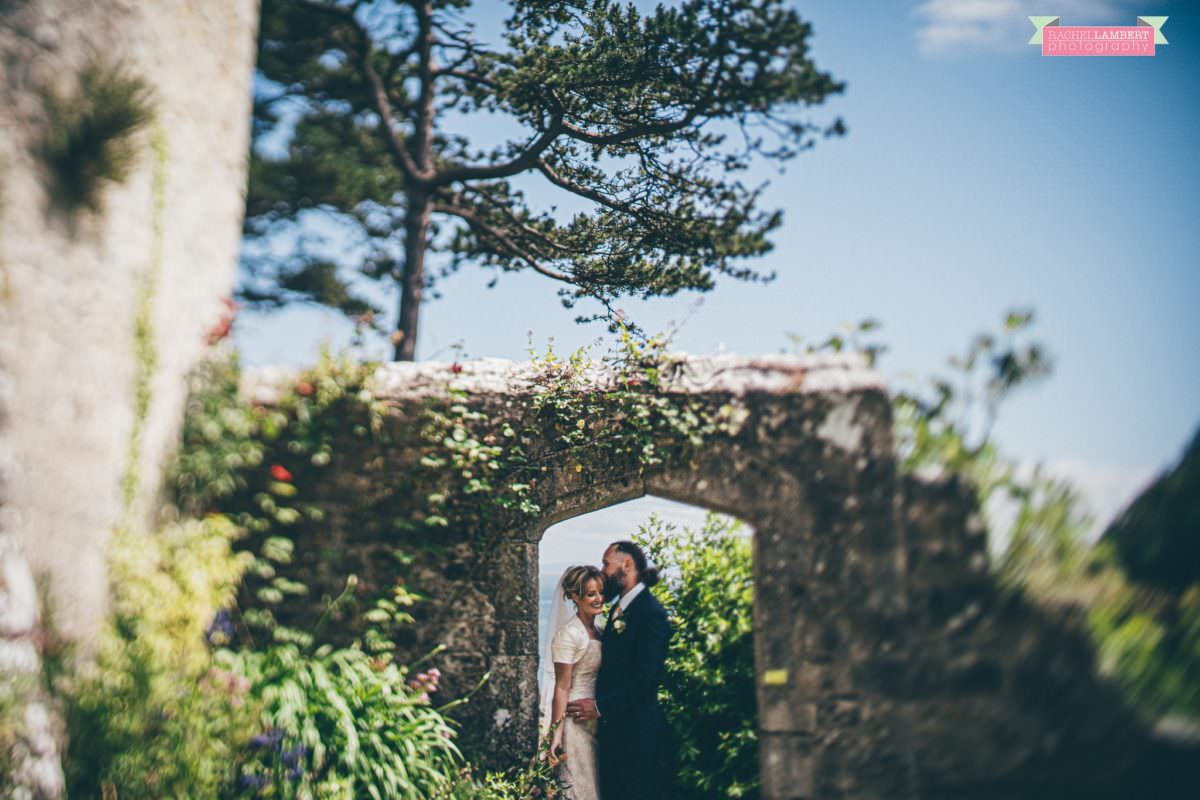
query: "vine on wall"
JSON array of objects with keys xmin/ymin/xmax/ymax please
[{"xmin": 168, "ymin": 332, "xmax": 749, "ymax": 655}]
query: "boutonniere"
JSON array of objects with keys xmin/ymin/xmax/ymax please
[{"xmin": 612, "ymin": 617, "xmax": 626, "ymax": 635}]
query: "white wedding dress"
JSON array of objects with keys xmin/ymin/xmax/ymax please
[{"xmin": 549, "ymin": 616, "xmax": 602, "ymax": 800}]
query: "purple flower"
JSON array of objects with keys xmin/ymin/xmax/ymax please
[
  {"xmin": 249, "ymin": 728, "xmax": 285, "ymax": 750},
  {"xmin": 238, "ymin": 772, "xmax": 268, "ymax": 792},
  {"xmin": 281, "ymin": 744, "xmax": 308, "ymax": 769}
]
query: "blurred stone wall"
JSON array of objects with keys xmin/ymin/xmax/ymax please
[
  {"xmin": 1, "ymin": 1, "xmax": 258, "ymax": 795},
  {"xmin": 897, "ymin": 472, "xmax": 1164, "ymax": 798},
  {"xmin": 0, "ymin": 0, "xmax": 259, "ymax": 645}
]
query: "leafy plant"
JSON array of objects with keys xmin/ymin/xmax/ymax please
[
  {"xmin": 225, "ymin": 642, "xmax": 463, "ymax": 799},
  {"xmin": 432, "ymin": 728, "xmax": 567, "ymax": 800}
]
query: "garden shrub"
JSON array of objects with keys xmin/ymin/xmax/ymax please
[
  {"xmin": 60, "ymin": 516, "xmax": 256, "ymax": 798},
  {"xmin": 224, "ymin": 643, "xmax": 462, "ymax": 799}
]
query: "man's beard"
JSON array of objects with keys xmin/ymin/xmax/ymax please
[{"xmin": 603, "ymin": 573, "xmax": 623, "ymax": 602}]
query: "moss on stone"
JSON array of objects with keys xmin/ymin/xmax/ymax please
[{"xmin": 120, "ymin": 127, "xmax": 168, "ymax": 522}]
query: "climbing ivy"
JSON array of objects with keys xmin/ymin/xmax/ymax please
[{"xmin": 168, "ymin": 331, "xmax": 749, "ymax": 655}]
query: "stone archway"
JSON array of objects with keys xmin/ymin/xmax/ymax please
[{"xmin": 406, "ymin": 354, "xmax": 921, "ymax": 800}]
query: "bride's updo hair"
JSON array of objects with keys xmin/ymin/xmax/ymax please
[
  {"xmin": 610, "ymin": 540, "xmax": 660, "ymax": 588},
  {"xmin": 561, "ymin": 564, "xmax": 604, "ymax": 603}
]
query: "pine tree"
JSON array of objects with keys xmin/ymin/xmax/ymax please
[{"xmin": 243, "ymin": 0, "xmax": 845, "ymax": 360}]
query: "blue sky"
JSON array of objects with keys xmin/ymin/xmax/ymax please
[{"xmin": 235, "ymin": 0, "xmax": 1199, "ymax": 560}]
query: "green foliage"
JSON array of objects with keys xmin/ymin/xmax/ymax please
[
  {"xmin": 432, "ymin": 732, "xmax": 567, "ymax": 799},
  {"xmin": 244, "ymin": 0, "xmax": 845, "ymax": 356},
  {"xmin": 225, "ymin": 643, "xmax": 463, "ymax": 799},
  {"xmin": 638, "ymin": 513, "xmax": 758, "ymax": 800},
  {"xmin": 1088, "ymin": 582, "xmax": 1200, "ymax": 720},
  {"xmin": 39, "ymin": 60, "xmax": 155, "ymax": 213},
  {"xmin": 60, "ymin": 517, "xmax": 257, "ymax": 798},
  {"xmin": 1080, "ymin": 429, "xmax": 1200, "ymax": 720},
  {"xmin": 415, "ymin": 331, "xmax": 751, "ymax": 543},
  {"xmin": 0, "ymin": 665, "xmax": 33, "ymax": 789},
  {"xmin": 169, "ymin": 353, "xmax": 278, "ymax": 515},
  {"xmin": 53, "ymin": 500, "xmax": 475, "ymax": 798}
]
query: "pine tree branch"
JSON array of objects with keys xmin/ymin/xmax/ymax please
[
  {"xmin": 428, "ymin": 110, "xmax": 563, "ymax": 187},
  {"xmin": 535, "ymin": 158, "xmax": 626, "ymax": 214},
  {"xmin": 431, "ymin": 68, "xmax": 497, "ymax": 90},
  {"xmin": 430, "ymin": 200, "xmax": 573, "ymax": 282},
  {"xmin": 296, "ymin": 0, "xmax": 422, "ymax": 181},
  {"xmin": 464, "ymin": 191, "xmax": 572, "ymax": 258}
]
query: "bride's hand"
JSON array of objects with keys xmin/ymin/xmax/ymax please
[{"xmin": 548, "ymin": 729, "xmax": 565, "ymax": 764}]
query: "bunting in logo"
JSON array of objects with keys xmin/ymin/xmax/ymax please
[{"xmin": 1029, "ymin": 16, "xmax": 1168, "ymax": 57}]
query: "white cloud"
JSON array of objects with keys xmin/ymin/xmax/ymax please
[{"xmin": 913, "ymin": 0, "xmax": 1132, "ymax": 56}]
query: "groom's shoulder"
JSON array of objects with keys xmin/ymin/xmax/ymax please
[{"xmin": 638, "ymin": 588, "xmax": 669, "ymax": 619}]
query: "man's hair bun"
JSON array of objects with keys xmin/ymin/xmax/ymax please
[{"xmin": 611, "ymin": 540, "xmax": 659, "ymax": 587}]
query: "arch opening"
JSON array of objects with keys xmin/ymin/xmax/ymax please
[{"xmin": 536, "ymin": 494, "xmax": 760, "ymax": 799}]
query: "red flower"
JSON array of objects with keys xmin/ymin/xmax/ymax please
[
  {"xmin": 450, "ymin": 362, "xmax": 463, "ymax": 374},
  {"xmin": 295, "ymin": 380, "xmax": 315, "ymax": 397},
  {"xmin": 205, "ymin": 296, "xmax": 239, "ymax": 345},
  {"xmin": 270, "ymin": 464, "xmax": 293, "ymax": 482}
]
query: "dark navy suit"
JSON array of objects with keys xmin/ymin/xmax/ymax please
[{"xmin": 595, "ymin": 587, "xmax": 672, "ymax": 800}]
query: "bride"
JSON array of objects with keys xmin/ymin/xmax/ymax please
[{"xmin": 539, "ymin": 565, "xmax": 606, "ymax": 800}]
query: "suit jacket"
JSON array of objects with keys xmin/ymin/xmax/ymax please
[{"xmin": 595, "ymin": 587, "xmax": 672, "ymax": 734}]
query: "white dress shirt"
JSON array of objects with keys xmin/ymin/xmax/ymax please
[{"xmin": 616, "ymin": 581, "xmax": 646, "ymax": 615}]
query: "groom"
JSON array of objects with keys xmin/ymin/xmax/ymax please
[{"xmin": 566, "ymin": 540, "xmax": 672, "ymax": 800}]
